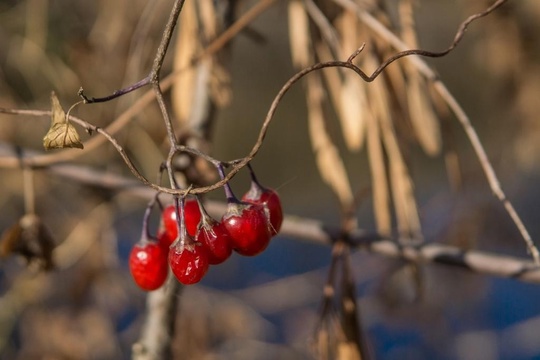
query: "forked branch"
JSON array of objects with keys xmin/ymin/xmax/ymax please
[{"xmin": 0, "ymin": 0, "xmax": 536, "ymax": 264}]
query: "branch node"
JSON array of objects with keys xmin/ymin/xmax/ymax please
[{"xmin": 347, "ymin": 43, "xmax": 366, "ymax": 63}]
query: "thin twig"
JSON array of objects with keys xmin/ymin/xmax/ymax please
[
  {"xmin": 0, "ymin": 0, "xmax": 280, "ymax": 171},
  {"xmin": 78, "ymin": 76, "xmax": 151, "ymax": 104},
  {"xmin": 132, "ymin": 277, "xmax": 182, "ymax": 360},
  {"xmin": 2, "ymin": 0, "xmax": 534, "ymax": 263},
  {"xmin": 0, "ymin": 150, "xmax": 535, "ymax": 284},
  {"xmin": 132, "ymin": 2, "xmax": 188, "ymax": 359},
  {"xmin": 331, "ymin": 0, "xmax": 538, "ymax": 263},
  {"xmin": 0, "ymin": 0, "xmax": 519, "ymax": 196}
]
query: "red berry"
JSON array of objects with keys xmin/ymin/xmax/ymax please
[
  {"xmin": 157, "ymin": 230, "xmax": 175, "ymax": 250},
  {"xmin": 243, "ymin": 186, "xmax": 283, "ymax": 236},
  {"xmin": 222, "ymin": 202, "xmax": 271, "ymax": 256},
  {"xmin": 162, "ymin": 199, "xmax": 201, "ymax": 238},
  {"xmin": 169, "ymin": 239, "xmax": 209, "ymax": 285},
  {"xmin": 196, "ymin": 216, "xmax": 232, "ymax": 265},
  {"xmin": 129, "ymin": 241, "xmax": 169, "ymax": 291}
]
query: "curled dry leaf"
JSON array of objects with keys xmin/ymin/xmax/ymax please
[
  {"xmin": 43, "ymin": 91, "xmax": 84, "ymax": 150},
  {"xmin": 0, "ymin": 214, "xmax": 56, "ymax": 270}
]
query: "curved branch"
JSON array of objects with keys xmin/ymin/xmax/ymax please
[
  {"xmin": 330, "ymin": 0, "xmax": 538, "ymax": 264},
  {"xmin": 78, "ymin": 76, "xmax": 151, "ymax": 104},
  {"xmin": 18, "ymin": 157, "xmax": 538, "ymax": 284},
  {"xmin": 0, "ymin": 0, "xmax": 518, "ymax": 200}
]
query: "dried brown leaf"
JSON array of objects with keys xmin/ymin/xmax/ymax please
[
  {"xmin": 376, "ymin": 90, "xmax": 422, "ymax": 239},
  {"xmin": 43, "ymin": 92, "xmax": 83, "ymax": 150},
  {"xmin": 172, "ymin": 0, "xmax": 199, "ymax": 127},
  {"xmin": 0, "ymin": 214, "xmax": 56, "ymax": 270},
  {"xmin": 307, "ymin": 75, "xmax": 354, "ymax": 208},
  {"xmin": 364, "ymin": 55, "xmax": 391, "ymax": 236},
  {"xmin": 399, "ymin": 0, "xmax": 441, "ymax": 156},
  {"xmin": 406, "ymin": 75, "xmax": 441, "ymax": 156},
  {"xmin": 339, "ymin": 77, "xmax": 368, "ymax": 151},
  {"xmin": 399, "ymin": 0, "xmax": 418, "ymax": 48},
  {"xmin": 366, "ymin": 54, "xmax": 422, "ymax": 240},
  {"xmin": 337, "ymin": 342, "xmax": 362, "ymax": 360},
  {"xmin": 288, "ymin": 0, "xmax": 311, "ymax": 68},
  {"xmin": 315, "ymin": 40, "xmax": 368, "ymax": 152},
  {"xmin": 337, "ymin": 9, "xmax": 358, "ymax": 58},
  {"xmin": 200, "ymin": 0, "xmax": 231, "ymax": 108},
  {"xmin": 172, "ymin": 0, "xmax": 231, "ymax": 132},
  {"xmin": 366, "ymin": 113, "xmax": 391, "ymax": 236},
  {"xmin": 199, "ymin": 0, "xmax": 217, "ymax": 39}
]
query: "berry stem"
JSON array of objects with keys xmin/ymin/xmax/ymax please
[
  {"xmin": 217, "ymin": 163, "xmax": 239, "ymax": 204},
  {"xmin": 174, "ymin": 196, "xmax": 187, "ymax": 245},
  {"xmin": 194, "ymin": 195, "xmax": 211, "ymax": 223},
  {"xmin": 141, "ymin": 193, "xmax": 160, "ymax": 240},
  {"xmin": 153, "ymin": 164, "xmax": 167, "ymax": 213},
  {"xmin": 247, "ymin": 163, "xmax": 264, "ymax": 190}
]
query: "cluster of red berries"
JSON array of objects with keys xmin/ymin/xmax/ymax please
[{"xmin": 128, "ymin": 171, "xmax": 283, "ymax": 291}]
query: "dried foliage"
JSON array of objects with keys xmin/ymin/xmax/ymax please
[{"xmin": 0, "ymin": 0, "xmax": 540, "ymax": 359}]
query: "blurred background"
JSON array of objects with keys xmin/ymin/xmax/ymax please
[{"xmin": 1, "ymin": 0, "xmax": 540, "ymax": 359}]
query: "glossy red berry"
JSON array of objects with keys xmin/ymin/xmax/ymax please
[
  {"xmin": 242, "ymin": 165, "xmax": 283, "ymax": 236},
  {"xmin": 162, "ymin": 199, "xmax": 201, "ymax": 238},
  {"xmin": 222, "ymin": 202, "xmax": 272, "ymax": 256},
  {"xmin": 169, "ymin": 239, "xmax": 209, "ymax": 285},
  {"xmin": 129, "ymin": 241, "xmax": 168, "ymax": 291},
  {"xmin": 196, "ymin": 208, "xmax": 232, "ymax": 265},
  {"xmin": 243, "ymin": 186, "xmax": 283, "ymax": 236},
  {"xmin": 157, "ymin": 230, "xmax": 175, "ymax": 250}
]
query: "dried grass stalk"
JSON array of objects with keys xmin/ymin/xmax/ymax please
[
  {"xmin": 315, "ymin": 41, "xmax": 369, "ymax": 152},
  {"xmin": 172, "ymin": 0, "xmax": 198, "ymax": 127},
  {"xmin": 337, "ymin": 342, "xmax": 362, "ymax": 360},
  {"xmin": 172, "ymin": 0, "xmax": 231, "ymax": 134},
  {"xmin": 366, "ymin": 52, "xmax": 422, "ymax": 241},
  {"xmin": 339, "ymin": 76, "xmax": 368, "ymax": 151},
  {"xmin": 306, "ymin": 74, "xmax": 354, "ymax": 208},
  {"xmin": 406, "ymin": 74, "xmax": 442, "ymax": 156},
  {"xmin": 400, "ymin": 0, "xmax": 441, "ymax": 156},
  {"xmin": 366, "ymin": 98, "xmax": 391, "ymax": 236},
  {"xmin": 288, "ymin": 0, "xmax": 311, "ymax": 68},
  {"xmin": 335, "ymin": 11, "xmax": 368, "ymax": 151}
]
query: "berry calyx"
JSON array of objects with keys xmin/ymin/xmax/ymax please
[
  {"xmin": 169, "ymin": 239, "xmax": 209, "ymax": 285},
  {"xmin": 222, "ymin": 201, "xmax": 272, "ymax": 256},
  {"xmin": 168, "ymin": 197, "xmax": 209, "ymax": 285},
  {"xmin": 217, "ymin": 165, "xmax": 272, "ymax": 257},
  {"xmin": 242, "ymin": 177, "xmax": 283, "ymax": 236},
  {"xmin": 129, "ymin": 240, "xmax": 169, "ymax": 291},
  {"xmin": 162, "ymin": 198, "xmax": 201, "ymax": 238},
  {"xmin": 195, "ymin": 200, "xmax": 232, "ymax": 265}
]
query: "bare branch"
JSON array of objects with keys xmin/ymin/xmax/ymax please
[
  {"xmin": 2, "ymin": 0, "xmax": 535, "ymax": 264},
  {"xmin": 132, "ymin": 278, "xmax": 181, "ymax": 360},
  {"xmin": 1, "ymin": 152, "xmax": 534, "ymax": 284},
  {"xmin": 78, "ymin": 76, "xmax": 151, "ymax": 104},
  {"xmin": 330, "ymin": 0, "xmax": 538, "ymax": 263}
]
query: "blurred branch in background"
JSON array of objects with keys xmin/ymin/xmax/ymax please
[
  {"xmin": 1, "ymin": 0, "xmax": 540, "ymax": 359},
  {"xmin": 0, "ymin": 152, "xmax": 534, "ymax": 285}
]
